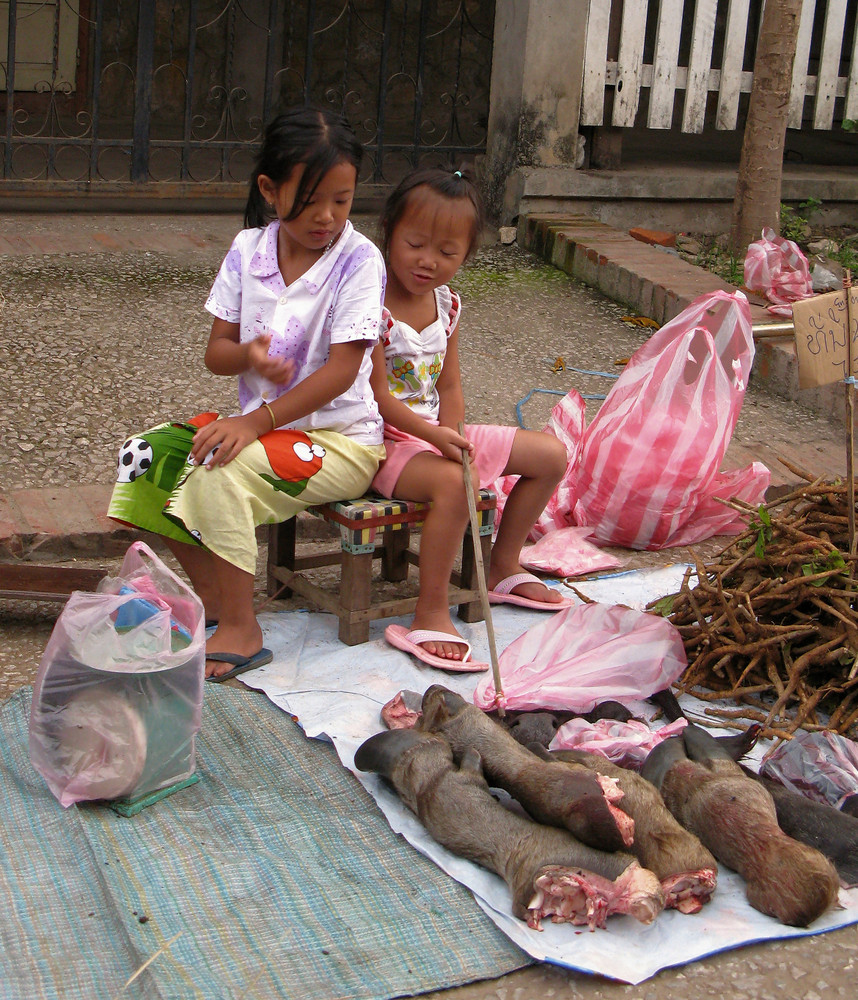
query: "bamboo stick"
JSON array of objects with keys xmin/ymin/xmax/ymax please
[{"xmin": 458, "ymin": 422, "xmax": 504, "ymax": 715}]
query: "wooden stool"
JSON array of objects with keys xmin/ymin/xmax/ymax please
[{"xmin": 266, "ymin": 490, "xmax": 497, "ymax": 645}]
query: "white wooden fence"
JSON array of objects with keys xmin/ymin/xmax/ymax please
[{"xmin": 581, "ymin": 0, "xmax": 858, "ymax": 132}]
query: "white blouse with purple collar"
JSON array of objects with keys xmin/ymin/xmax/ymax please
[{"xmin": 204, "ymin": 218, "xmax": 386, "ymax": 446}]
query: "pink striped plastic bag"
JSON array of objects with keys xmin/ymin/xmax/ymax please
[
  {"xmin": 571, "ymin": 290, "xmax": 769, "ymax": 549},
  {"xmin": 549, "ymin": 716, "xmax": 689, "ymax": 769},
  {"xmin": 744, "ymin": 227, "xmax": 813, "ymax": 318},
  {"xmin": 520, "ymin": 525, "xmax": 624, "ymax": 577},
  {"xmin": 473, "ymin": 602, "xmax": 687, "ymax": 713}
]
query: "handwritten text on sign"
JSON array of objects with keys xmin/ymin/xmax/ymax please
[{"xmin": 792, "ymin": 287, "xmax": 858, "ymax": 389}]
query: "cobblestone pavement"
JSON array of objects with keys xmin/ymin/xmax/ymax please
[{"xmin": 1, "ymin": 212, "xmax": 855, "ymax": 999}]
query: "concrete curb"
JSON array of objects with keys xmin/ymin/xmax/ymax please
[
  {"xmin": 519, "ymin": 213, "xmax": 844, "ymax": 422},
  {"xmin": 0, "ymin": 485, "xmax": 335, "ymax": 566}
]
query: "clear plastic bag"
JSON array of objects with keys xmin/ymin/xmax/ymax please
[
  {"xmin": 29, "ymin": 541, "xmax": 205, "ymax": 808},
  {"xmin": 760, "ymin": 730, "xmax": 858, "ymax": 811},
  {"xmin": 473, "ymin": 602, "xmax": 687, "ymax": 713}
]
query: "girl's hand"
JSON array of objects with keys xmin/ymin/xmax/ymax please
[
  {"xmin": 247, "ymin": 333, "xmax": 297, "ymax": 385},
  {"xmin": 431, "ymin": 425, "xmax": 474, "ymax": 464},
  {"xmin": 190, "ymin": 414, "xmax": 265, "ymax": 469}
]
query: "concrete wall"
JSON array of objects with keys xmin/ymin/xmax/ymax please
[
  {"xmin": 482, "ymin": 1, "xmax": 858, "ymax": 231},
  {"xmin": 481, "ymin": 0, "xmax": 589, "ymax": 224}
]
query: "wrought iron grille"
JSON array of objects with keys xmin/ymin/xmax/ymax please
[{"xmin": 1, "ymin": 0, "xmax": 495, "ymax": 194}]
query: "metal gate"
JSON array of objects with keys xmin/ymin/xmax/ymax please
[
  {"xmin": 582, "ymin": 0, "xmax": 858, "ymax": 133},
  {"xmin": 1, "ymin": 0, "xmax": 494, "ymax": 196}
]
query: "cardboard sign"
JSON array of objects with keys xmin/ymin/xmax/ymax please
[{"xmin": 792, "ymin": 287, "xmax": 858, "ymax": 389}]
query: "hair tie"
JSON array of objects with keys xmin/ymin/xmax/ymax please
[{"xmin": 453, "ymin": 170, "xmax": 463, "ymax": 178}]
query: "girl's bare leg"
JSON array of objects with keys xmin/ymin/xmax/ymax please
[
  {"xmin": 393, "ymin": 452, "xmax": 473, "ymax": 660},
  {"xmin": 164, "ymin": 537, "xmax": 263, "ymax": 678},
  {"xmin": 488, "ymin": 429, "xmax": 569, "ymax": 603}
]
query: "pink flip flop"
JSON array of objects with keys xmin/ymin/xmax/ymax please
[
  {"xmin": 384, "ymin": 624, "xmax": 489, "ymax": 673},
  {"xmin": 488, "ymin": 572, "xmax": 573, "ymax": 611}
]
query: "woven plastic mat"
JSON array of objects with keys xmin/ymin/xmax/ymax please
[{"xmin": 0, "ymin": 685, "xmax": 529, "ymax": 1000}]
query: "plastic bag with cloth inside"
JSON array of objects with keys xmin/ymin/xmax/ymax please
[
  {"xmin": 29, "ymin": 541, "xmax": 205, "ymax": 808},
  {"xmin": 760, "ymin": 729, "xmax": 858, "ymax": 812},
  {"xmin": 572, "ymin": 289, "xmax": 769, "ymax": 549},
  {"xmin": 744, "ymin": 226, "xmax": 813, "ymax": 317},
  {"xmin": 473, "ymin": 602, "xmax": 687, "ymax": 713}
]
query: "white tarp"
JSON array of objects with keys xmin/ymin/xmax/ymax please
[{"xmin": 241, "ymin": 566, "xmax": 857, "ymax": 985}]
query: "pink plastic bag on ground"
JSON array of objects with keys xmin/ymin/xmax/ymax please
[
  {"xmin": 572, "ymin": 290, "xmax": 769, "ymax": 549},
  {"xmin": 472, "ymin": 602, "xmax": 687, "ymax": 713},
  {"xmin": 549, "ymin": 717, "xmax": 689, "ymax": 770},
  {"xmin": 519, "ymin": 525, "xmax": 624, "ymax": 577},
  {"xmin": 744, "ymin": 227, "xmax": 813, "ymax": 318}
]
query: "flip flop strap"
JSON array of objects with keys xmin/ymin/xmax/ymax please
[
  {"xmin": 405, "ymin": 629, "xmax": 472, "ymax": 662},
  {"xmin": 491, "ymin": 572, "xmax": 541, "ymax": 596}
]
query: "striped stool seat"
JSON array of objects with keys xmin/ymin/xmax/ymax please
[{"xmin": 267, "ymin": 490, "xmax": 497, "ymax": 646}]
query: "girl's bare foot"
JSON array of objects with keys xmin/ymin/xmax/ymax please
[
  {"xmin": 205, "ymin": 621, "xmax": 265, "ymax": 679},
  {"xmin": 408, "ymin": 610, "xmax": 469, "ymax": 660}
]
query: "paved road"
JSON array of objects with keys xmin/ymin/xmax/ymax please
[{"xmin": 1, "ymin": 213, "xmax": 854, "ymax": 999}]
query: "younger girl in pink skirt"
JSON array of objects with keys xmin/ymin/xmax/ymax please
[{"xmin": 369, "ymin": 167, "xmax": 571, "ymax": 671}]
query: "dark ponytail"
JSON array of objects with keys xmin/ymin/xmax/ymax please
[
  {"xmin": 379, "ymin": 166, "xmax": 485, "ymax": 260},
  {"xmin": 244, "ymin": 107, "xmax": 364, "ymax": 229}
]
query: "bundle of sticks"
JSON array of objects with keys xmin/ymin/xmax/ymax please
[{"xmin": 648, "ymin": 462, "xmax": 858, "ymax": 741}]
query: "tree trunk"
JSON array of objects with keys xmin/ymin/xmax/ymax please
[{"xmin": 730, "ymin": 0, "xmax": 804, "ymax": 255}]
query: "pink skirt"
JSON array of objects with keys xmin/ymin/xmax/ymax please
[{"xmin": 371, "ymin": 422, "xmax": 517, "ymax": 497}]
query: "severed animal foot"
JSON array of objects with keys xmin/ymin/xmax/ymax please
[
  {"xmin": 528, "ymin": 861, "xmax": 664, "ymax": 931},
  {"xmin": 660, "ymin": 868, "xmax": 718, "ymax": 913}
]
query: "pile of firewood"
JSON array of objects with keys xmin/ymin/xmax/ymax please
[{"xmin": 649, "ymin": 469, "xmax": 858, "ymax": 740}]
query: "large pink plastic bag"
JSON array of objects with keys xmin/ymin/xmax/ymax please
[
  {"xmin": 29, "ymin": 541, "xmax": 205, "ymax": 808},
  {"xmin": 519, "ymin": 526, "xmax": 624, "ymax": 577},
  {"xmin": 493, "ymin": 388, "xmax": 587, "ymax": 539},
  {"xmin": 473, "ymin": 602, "xmax": 687, "ymax": 712},
  {"xmin": 744, "ymin": 227, "xmax": 813, "ymax": 318},
  {"xmin": 760, "ymin": 730, "xmax": 858, "ymax": 810},
  {"xmin": 572, "ymin": 289, "xmax": 769, "ymax": 549},
  {"xmin": 550, "ymin": 717, "xmax": 689, "ymax": 770}
]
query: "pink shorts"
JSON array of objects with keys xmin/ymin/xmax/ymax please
[{"xmin": 371, "ymin": 422, "xmax": 517, "ymax": 497}]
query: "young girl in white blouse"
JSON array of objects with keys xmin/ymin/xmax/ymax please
[
  {"xmin": 370, "ymin": 167, "xmax": 571, "ymax": 672},
  {"xmin": 109, "ymin": 108, "xmax": 386, "ymax": 680}
]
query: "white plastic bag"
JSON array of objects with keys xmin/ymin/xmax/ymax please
[
  {"xmin": 760, "ymin": 730, "xmax": 858, "ymax": 811},
  {"xmin": 29, "ymin": 541, "xmax": 205, "ymax": 808}
]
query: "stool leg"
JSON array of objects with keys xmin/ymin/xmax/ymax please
[
  {"xmin": 267, "ymin": 520, "xmax": 297, "ymax": 599},
  {"xmin": 339, "ymin": 550, "xmax": 373, "ymax": 645},
  {"xmin": 382, "ymin": 526, "xmax": 410, "ymax": 582},
  {"xmin": 457, "ymin": 528, "xmax": 489, "ymax": 623}
]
